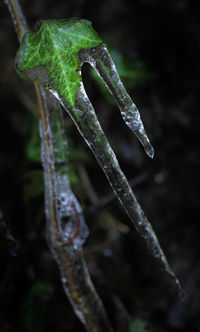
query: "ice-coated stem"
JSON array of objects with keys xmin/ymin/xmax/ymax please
[
  {"xmin": 79, "ymin": 44, "xmax": 154, "ymax": 158},
  {"xmin": 46, "ymin": 94, "xmax": 90, "ymax": 248},
  {"xmin": 6, "ymin": 1, "xmax": 114, "ymax": 331},
  {"xmin": 10, "ymin": 0, "xmax": 185, "ymax": 298},
  {"xmin": 53, "ymin": 246, "xmax": 114, "ymax": 332},
  {"xmin": 40, "ymin": 90, "xmax": 113, "ymax": 332},
  {"xmin": 54, "ymin": 82, "xmax": 185, "ymax": 297}
]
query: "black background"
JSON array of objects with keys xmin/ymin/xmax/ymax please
[{"xmin": 0, "ymin": 0, "xmax": 200, "ymax": 331}]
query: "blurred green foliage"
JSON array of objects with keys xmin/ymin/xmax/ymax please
[
  {"xmin": 128, "ymin": 317, "xmax": 147, "ymax": 332},
  {"xmin": 25, "ymin": 114, "xmax": 41, "ymax": 162},
  {"xmin": 22, "ymin": 170, "xmax": 44, "ymax": 202},
  {"xmin": 23, "ymin": 109, "xmax": 90, "ymax": 199}
]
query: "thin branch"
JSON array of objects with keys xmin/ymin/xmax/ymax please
[
  {"xmin": 6, "ymin": 1, "xmax": 114, "ymax": 331},
  {"xmin": 6, "ymin": 0, "xmax": 28, "ymax": 41},
  {"xmin": 58, "ymin": 80, "xmax": 185, "ymax": 298},
  {"xmin": 34, "ymin": 85, "xmax": 61, "ymax": 237},
  {"xmin": 41, "ymin": 92, "xmax": 114, "ymax": 332}
]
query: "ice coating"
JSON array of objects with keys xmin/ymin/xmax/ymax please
[
  {"xmin": 40, "ymin": 89, "xmax": 89, "ymax": 250},
  {"xmin": 15, "ymin": 19, "xmax": 102, "ymax": 107},
  {"xmin": 9, "ymin": 7, "xmax": 113, "ymax": 329},
  {"xmin": 121, "ymin": 103, "xmax": 154, "ymax": 158},
  {"xmin": 38, "ymin": 89, "xmax": 113, "ymax": 331},
  {"xmin": 15, "ymin": 21, "xmax": 184, "ymax": 297},
  {"xmin": 40, "ymin": 71, "xmax": 184, "ymax": 297},
  {"xmin": 54, "ymin": 82, "xmax": 185, "ymax": 298},
  {"xmin": 56, "ymin": 174, "xmax": 89, "ymax": 248},
  {"xmin": 79, "ymin": 44, "xmax": 154, "ymax": 158},
  {"xmin": 51, "ymin": 99, "xmax": 89, "ymax": 248},
  {"xmin": 15, "ymin": 22, "xmax": 153, "ymax": 157}
]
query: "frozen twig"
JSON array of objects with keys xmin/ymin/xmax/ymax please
[
  {"xmin": 10, "ymin": 5, "xmax": 185, "ymax": 299},
  {"xmin": 79, "ymin": 45, "xmax": 154, "ymax": 158},
  {"xmin": 6, "ymin": 1, "xmax": 114, "ymax": 331},
  {"xmin": 40, "ymin": 91, "xmax": 113, "ymax": 332},
  {"xmin": 56, "ymin": 80, "xmax": 185, "ymax": 298}
]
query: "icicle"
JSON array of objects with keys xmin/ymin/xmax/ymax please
[
  {"xmin": 14, "ymin": 22, "xmax": 184, "ymax": 296},
  {"xmin": 120, "ymin": 103, "xmax": 154, "ymax": 158},
  {"xmin": 79, "ymin": 44, "xmax": 154, "ymax": 158},
  {"xmin": 51, "ymin": 81, "xmax": 185, "ymax": 298}
]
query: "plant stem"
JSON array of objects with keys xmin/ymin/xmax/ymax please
[
  {"xmin": 40, "ymin": 91, "xmax": 113, "ymax": 332},
  {"xmin": 6, "ymin": 0, "xmax": 28, "ymax": 41},
  {"xmin": 58, "ymin": 80, "xmax": 185, "ymax": 298},
  {"xmin": 6, "ymin": 1, "xmax": 114, "ymax": 330},
  {"xmin": 35, "ymin": 85, "xmax": 61, "ymax": 237}
]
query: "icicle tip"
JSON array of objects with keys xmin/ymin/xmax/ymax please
[{"xmin": 145, "ymin": 145, "xmax": 154, "ymax": 159}]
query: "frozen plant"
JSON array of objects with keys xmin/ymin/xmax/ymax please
[
  {"xmin": 6, "ymin": 0, "xmax": 185, "ymax": 330},
  {"xmin": 15, "ymin": 18, "xmax": 184, "ymax": 296}
]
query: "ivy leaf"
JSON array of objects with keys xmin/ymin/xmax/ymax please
[
  {"xmin": 15, "ymin": 19, "xmax": 102, "ymax": 107},
  {"xmin": 14, "ymin": 18, "xmax": 185, "ymax": 297}
]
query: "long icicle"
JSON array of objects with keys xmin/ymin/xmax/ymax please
[
  {"xmin": 79, "ymin": 44, "xmax": 154, "ymax": 158},
  {"xmin": 12, "ymin": 14, "xmax": 185, "ymax": 297},
  {"xmin": 53, "ymin": 81, "xmax": 185, "ymax": 298}
]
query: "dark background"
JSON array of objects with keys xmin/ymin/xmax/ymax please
[{"xmin": 0, "ymin": 0, "xmax": 200, "ymax": 331}]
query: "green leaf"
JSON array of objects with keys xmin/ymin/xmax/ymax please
[
  {"xmin": 110, "ymin": 48, "xmax": 153, "ymax": 88},
  {"xmin": 15, "ymin": 19, "xmax": 103, "ymax": 107}
]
